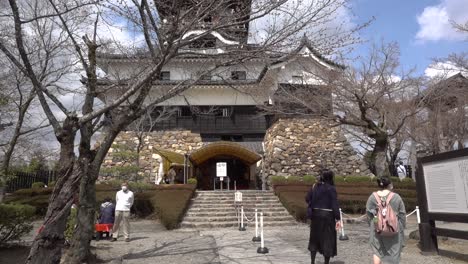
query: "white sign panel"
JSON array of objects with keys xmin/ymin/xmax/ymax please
[
  {"xmin": 216, "ymin": 162, "xmax": 227, "ymax": 177},
  {"xmin": 235, "ymin": 191, "xmax": 243, "ymax": 202},
  {"xmin": 422, "ymin": 156, "xmax": 468, "ymax": 214}
]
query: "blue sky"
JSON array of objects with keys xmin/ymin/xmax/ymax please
[{"xmin": 351, "ymin": 0, "xmax": 467, "ymax": 75}]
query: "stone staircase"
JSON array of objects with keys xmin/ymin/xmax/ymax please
[{"xmin": 180, "ymin": 190, "xmax": 297, "ymax": 229}]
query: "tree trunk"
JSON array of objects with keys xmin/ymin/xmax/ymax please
[
  {"xmin": 65, "ymin": 117, "xmax": 125, "ymax": 263},
  {"xmin": 370, "ymin": 133, "xmax": 389, "ymax": 177},
  {"xmin": 27, "ymin": 120, "xmax": 79, "ymax": 264},
  {"xmin": 64, "ymin": 160, "xmax": 98, "ymax": 263}
]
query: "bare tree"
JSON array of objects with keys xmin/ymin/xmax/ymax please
[
  {"xmin": 0, "ymin": 56, "xmax": 52, "ymax": 185},
  {"xmin": 416, "ymin": 18, "xmax": 467, "ymax": 154},
  {"xmin": 0, "ymin": 0, "xmax": 367, "ymax": 262},
  {"xmin": 262, "ymin": 42, "xmax": 423, "ymax": 177}
]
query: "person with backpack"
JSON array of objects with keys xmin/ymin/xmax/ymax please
[
  {"xmin": 366, "ymin": 177, "xmax": 406, "ymax": 264},
  {"xmin": 305, "ymin": 169, "xmax": 341, "ymax": 264}
]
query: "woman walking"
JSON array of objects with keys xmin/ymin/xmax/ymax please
[
  {"xmin": 305, "ymin": 169, "xmax": 341, "ymax": 264},
  {"xmin": 366, "ymin": 177, "xmax": 406, "ymax": 264}
]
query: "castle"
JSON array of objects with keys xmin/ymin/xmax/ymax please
[{"xmin": 97, "ymin": 0, "xmax": 370, "ymax": 189}]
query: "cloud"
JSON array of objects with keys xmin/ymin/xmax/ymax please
[
  {"xmin": 415, "ymin": 0, "xmax": 468, "ymax": 42},
  {"xmin": 424, "ymin": 61, "xmax": 466, "ymax": 78}
]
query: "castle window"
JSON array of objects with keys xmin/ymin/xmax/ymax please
[
  {"xmin": 231, "ymin": 71, "xmax": 246, "ymax": 80},
  {"xmin": 189, "ymin": 37, "xmax": 216, "ymax": 49},
  {"xmin": 177, "ymin": 106, "xmax": 191, "ymax": 117},
  {"xmin": 222, "ymin": 108, "xmax": 229, "ymax": 117},
  {"xmin": 160, "ymin": 71, "xmax": 170, "ymax": 81}
]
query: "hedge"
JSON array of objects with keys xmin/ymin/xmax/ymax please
[
  {"xmin": 275, "ymin": 181, "xmax": 417, "ymax": 223},
  {"xmin": 5, "ymin": 184, "xmax": 196, "ymax": 230}
]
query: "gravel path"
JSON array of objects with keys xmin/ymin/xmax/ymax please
[{"xmin": 91, "ymin": 217, "xmax": 468, "ymax": 264}]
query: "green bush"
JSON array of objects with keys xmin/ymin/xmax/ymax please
[
  {"xmin": 13, "ymin": 188, "xmax": 52, "ymax": 196},
  {"xmin": 128, "ymin": 182, "xmax": 154, "ymax": 193},
  {"xmin": 270, "ymin": 176, "xmax": 287, "ymax": 185},
  {"xmin": 48, "ymin": 181, "xmax": 56, "ymax": 188},
  {"xmin": 401, "ymin": 178, "xmax": 414, "ymax": 183},
  {"xmin": 276, "ymin": 181, "xmax": 417, "ymax": 222},
  {"xmin": 106, "ymin": 179, "xmax": 123, "ymax": 189},
  {"xmin": 390, "ymin": 176, "xmax": 401, "ymax": 183},
  {"xmin": 187, "ymin": 178, "xmax": 197, "ymax": 185},
  {"xmin": 302, "ymin": 175, "xmax": 316, "ymax": 184},
  {"xmin": 334, "ymin": 176, "xmax": 345, "ymax": 183},
  {"xmin": 31, "ymin": 182, "xmax": 45, "ymax": 188},
  {"xmin": 0, "ymin": 204, "xmax": 35, "ymax": 245},
  {"xmin": 286, "ymin": 176, "xmax": 302, "ymax": 183},
  {"xmin": 344, "ymin": 176, "xmax": 372, "ymax": 183}
]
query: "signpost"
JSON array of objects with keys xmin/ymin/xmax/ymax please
[
  {"xmin": 216, "ymin": 162, "xmax": 227, "ymax": 191},
  {"xmin": 416, "ymin": 148, "xmax": 468, "ymax": 253}
]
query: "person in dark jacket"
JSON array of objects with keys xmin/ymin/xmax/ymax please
[
  {"xmin": 98, "ymin": 197, "xmax": 115, "ymax": 238},
  {"xmin": 305, "ymin": 169, "xmax": 341, "ymax": 264},
  {"xmin": 99, "ymin": 197, "xmax": 116, "ymax": 224},
  {"xmin": 99, "ymin": 197, "xmax": 115, "ymax": 224}
]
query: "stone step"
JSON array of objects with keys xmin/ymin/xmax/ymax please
[
  {"xmin": 189, "ymin": 203, "xmax": 285, "ymax": 208},
  {"xmin": 183, "ymin": 215, "xmax": 294, "ymax": 223},
  {"xmin": 191, "ymin": 200, "xmax": 280, "ymax": 206},
  {"xmin": 185, "ymin": 211, "xmax": 291, "ymax": 217},
  {"xmin": 180, "ymin": 220, "xmax": 297, "ymax": 229},
  {"xmin": 193, "ymin": 196, "xmax": 279, "ymax": 201},
  {"xmin": 196, "ymin": 191, "xmax": 275, "ymax": 196},
  {"xmin": 188, "ymin": 206, "xmax": 288, "ymax": 213},
  {"xmin": 180, "ymin": 190, "xmax": 296, "ymax": 229}
]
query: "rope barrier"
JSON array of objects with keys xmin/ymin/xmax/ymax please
[{"xmin": 340, "ymin": 207, "xmax": 419, "ymax": 222}]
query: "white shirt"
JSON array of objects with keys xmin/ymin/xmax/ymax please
[
  {"xmin": 115, "ymin": 189, "xmax": 134, "ymax": 211},
  {"xmin": 397, "ymin": 165, "xmax": 407, "ymax": 179}
]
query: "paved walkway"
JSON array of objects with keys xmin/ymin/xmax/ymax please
[{"xmin": 92, "ymin": 216, "xmax": 468, "ymax": 264}]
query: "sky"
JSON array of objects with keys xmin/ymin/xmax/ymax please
[{"xmin": 350, "ymin": 0, "xmax": 467, "ymax": 76}]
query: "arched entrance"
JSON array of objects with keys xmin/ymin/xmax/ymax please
[{"xmin": 189, "ymin": 142, "xmax": 262, "ymax": 190}]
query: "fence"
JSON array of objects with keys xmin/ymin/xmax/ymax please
[{"xmin": 6, "ymin": 170, "xmax": 58, "ymax": 193}]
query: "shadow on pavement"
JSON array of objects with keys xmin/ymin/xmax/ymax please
[{"xmin": 439, "ymin": 249, "xmax": 468, "ymax": 263}]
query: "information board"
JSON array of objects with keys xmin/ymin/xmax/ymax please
[
  {"xmin": 216, "ymin": 162, "xmax": 227, "ymax": 177},
  {"xmin": 422, "ymin": 156, "xmax": 468, "ymax": 214}
]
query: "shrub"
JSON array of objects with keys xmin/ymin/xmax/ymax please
[
  {"xmin": 344, "ymin": 176, "xmax": 371, "ymax": 183},
  {"xmin": 187, "ymin": 178, "xmax": 197, "ymax": 185},
  {"xmin": 31, "ymin": 182, "xmax": 45, "ymax": 188},
  {"xmin": 390, "ymin": 176, "xmax": 401, "ymax": 183},
  {"xmin": 286, "ymin": 176, "xmax": 302, "ymax": 183},
  {"xmin": 401, "ymin": 178, "xmax": 414, "ymax": 183},
  {"xmin": 270, "ymin": 176, "xmax": 287, "ymax": 185},
  {"xmin": 334, "ymin": 176, "xmax": 345, "ymax": 183},
  {"xmin": 302, "ymin": 175, "xmax": 316, "ymax": 184},
  {"xmin": 128, "ymin": 182, "xmax": 154, "ymax": 193},
  {"xmin": 106, "ymin": 179, "xmax": 123, "ymax": 189},
  {"xmin": 48, "ymin": 181, "xmax": 56, "ymax": 188},
  {"xmin": 0, "ymin": 204, "xmax": 35, "ymax": 245}
]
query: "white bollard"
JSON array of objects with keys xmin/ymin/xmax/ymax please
[
  {"xmin": 416, "ymin": 206, "xmax": 421, "ymax": 224},
  {"xmin": 339, "ymin": 208, "xmax": 349, "ymax": 241},
  {"xmin": 239, "ymin": 206, "xmax": 246, "ymax": 231},
  {"xmin": 257, "ymin": 212, "xmax": 269, "ymax": 254},
  {"xmin": 252, "ymin": 209, "xmax": 261, "ymax": 242}
]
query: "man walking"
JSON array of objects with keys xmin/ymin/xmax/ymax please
[{"xmin": 112, "ymin": 182, "xmax": 134, "ymax": 242}]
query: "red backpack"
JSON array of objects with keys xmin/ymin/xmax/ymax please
[{"xmin": 373, "ymin": 192, "xmax": 399, "ymax": 236}]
